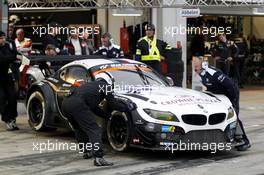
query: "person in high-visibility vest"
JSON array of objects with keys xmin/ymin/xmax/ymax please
[{"xmin": 135, "ymin": 24, "xmax": 171, "ymax": 73}]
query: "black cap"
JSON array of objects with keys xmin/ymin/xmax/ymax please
[
  {"xmin": 145, "ymin": 24, "xmax": 155, "ymax": 31},
  {"xmin": 0, "ymin": 31, "xmax": 6, "ymax": 37}
]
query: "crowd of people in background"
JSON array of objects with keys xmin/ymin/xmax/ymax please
[
  {"xmin": 8, "ymin": 22, "xmax": 124, "ymax": 59},
  {"xmin": 191, "ymin": 30, "xmax": 249, "ymax": 88}
]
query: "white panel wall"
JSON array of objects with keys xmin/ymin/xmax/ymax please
[{"xmin": 152, "ymin": 8, "xmax": 187, "ymax": 87}]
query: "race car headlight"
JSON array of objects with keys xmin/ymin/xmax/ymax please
[
  {"xmin": 143, "ymin": 109, "xmax": 179, "ymax": 122},
  {"xmin": 227, "ymin": 107, "xmax": 235, "ymax": 120}
]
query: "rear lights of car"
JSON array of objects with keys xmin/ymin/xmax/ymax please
[{"xmin": 143, "ymin": 109, "xmax": 179, "ymax": 122}]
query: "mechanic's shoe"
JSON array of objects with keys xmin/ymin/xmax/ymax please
[
  {"xmin": 94, "ymin": 157, "xmax": 114, "ymax": 166},
  {"xmin": 83, "ymin": 152, "xmax": 93, "ymax": 159},
  {"xmin": 236, "ymin": 142, "xmax": 251, "ymax": 151},
  {"xmin": 6, "ymin": 120, "xmax": 19, "ymax": 131}
]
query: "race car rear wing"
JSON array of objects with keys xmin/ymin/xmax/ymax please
[
  {"xmin": 25, "ymin": 55, "xmax": 107, "ymax": 65},
  {"xmin": 20, "ymin": 55, "xmax": 107, "ymax": 72}
]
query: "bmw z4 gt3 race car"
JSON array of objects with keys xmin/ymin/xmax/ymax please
[{"xmin": 26, "ymin": 58, "xmax": 238, "ymax": 152}]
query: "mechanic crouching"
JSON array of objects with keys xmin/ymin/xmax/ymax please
[
  {"xmin": 193, "ymin": 57, "xmax": 251, "ymax": 151},
  {"xmin": 62, "ymin": 73, "xmax": 128, "ymax": 166}
]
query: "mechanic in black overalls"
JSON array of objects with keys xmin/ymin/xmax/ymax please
[
  {"xmin": 212, "ymin": 33, "xmax": 239, "ymax": 75},
  {"xmin": 0, "ymin": 31, "xmax": 19, "ymax": 131},
  {"xmin": 62, "ymin": 72, "xmax": 128, "ymax": 166},
  {"xmin": 193, "ymin": 57, "xmax": 251, "ymax": 151}
]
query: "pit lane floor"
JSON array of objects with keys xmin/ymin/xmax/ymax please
[{"xmin": 0, "ymin": 87, "xmax": 264, "ymax": 175}]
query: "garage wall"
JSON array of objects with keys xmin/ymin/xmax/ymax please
[
  {"xmin": 97, "ymin": 8, "xmax": 150, "ymax": 45},
  {"xmin": 243, "ymin": 16, "xmax": 251, "ymax": 38},
  {"xmin": 252, "ymin": 17, "xmax": 264, "ymax": 39}
]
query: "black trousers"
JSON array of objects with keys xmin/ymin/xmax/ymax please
[
  {"xmin": 62, "ymin": 95, "xmax": 104, "ymax": 158},
  {"xmin": 0, "ymin": 76, "xmax": 18, "ymax": 122},
  {"xmin": 142, "ymin": 60, "xmax": 162, "ymax": 74},
  {"xmin": 230, "ymin": 84, "xmax": 249, "ymax": 144}
]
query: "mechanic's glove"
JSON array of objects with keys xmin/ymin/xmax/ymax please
[{"xmin": 108, "ymin": 99, "xmax": 136, "ymax": 112}]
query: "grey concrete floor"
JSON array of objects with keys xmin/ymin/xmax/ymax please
[{"xmin": 0, "ymin": 88, "xmax": 264, "ymax": 175}]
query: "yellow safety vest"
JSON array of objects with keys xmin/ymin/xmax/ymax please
[{"xmin": 140, "ymin": 36, "xmax": 161, "ymax": 61}]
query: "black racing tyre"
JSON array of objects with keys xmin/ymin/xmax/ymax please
[
  {"xmin": 107, "ymin": 111, "xmax": 132, "ymax": 152},
  {"xmin": 27, "ymin": 91, "xmax": 56, "ymax": 131}
]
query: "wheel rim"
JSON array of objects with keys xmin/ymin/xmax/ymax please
[
  {"xmin": 110, "ymin": 115, "xmax": 128, "ymax": 147},
  {"xmin": 29, "ymin": 97, "xmax": 43, "ymax": 125}
]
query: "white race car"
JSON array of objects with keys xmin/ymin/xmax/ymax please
[{"xmin": 26, "ymin": 58, "xmax": 238, "ymax": 152}]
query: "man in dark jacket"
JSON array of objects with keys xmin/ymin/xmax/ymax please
[
  {"xmin": 0, "ymin": 31, "xmax": 19, "ymax": 131},
  {"xmin": 135, "ymin": 24, "xmax": 171, "ymax": 73},
  {"xmin": 62, "ymin": 72, "xmax": 129, "ymax": 166},
  {"xmin": 212, "ymin": 33, "xmax": 239, "ymax": 75},
  {"xmin": 193, "ymin": 57, "xmax": 251, "ymax": 151},
  {"xmin": 64, "ymin": 32, "xmax": 90, "ymax": 55},
  {"xmin": 94, "ymin": 33, "xmax": 124, "ymax": 58},
  {"xmin": 42, "ymin": 22, "xmax": 64, "ymax": 54}
]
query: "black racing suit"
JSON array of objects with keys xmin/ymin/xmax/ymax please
[
  {"xmin": 199, "ymin": 66, "xmax": 249, "ymax": 145},
  {"xmin": 62, "ymin": 80, "xmax": 128, "ymax": 157},
  {"xmin": 0, "ymin": 42, "xmax": 18, "ymax": 122}
]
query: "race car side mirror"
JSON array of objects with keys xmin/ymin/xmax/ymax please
[{"xmin": 166, "ymin": 76, "xmax": 174, "ymax": 86}]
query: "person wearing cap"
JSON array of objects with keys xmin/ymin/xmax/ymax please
[
  {"xmin": 193, "ymin": 57, "xmax": 251, "ymax": 151},
  {"xmin": 135, "ymin": 24, "xmax": 171, "ymax": 73},
  {"xmin": 94, "ymin": 32, "xmax": 124, "ymax": 58},
  {"xmin": 211, "ymin": 33, "xmax": 239, "ymax": 76},
  {"xmin": 0, "ymin": 31, "xmax": 19, "ymax": 131},
  {"xmin": 61, "ymin": 73, "xmax": 128, "ymax": 166}
]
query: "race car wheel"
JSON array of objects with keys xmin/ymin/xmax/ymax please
[
  {"xmin": 26, "ymin": 74, "xmax": 37, "ymax": 88},
  {"xmin": 107, "ymin": 111, "xmax": 132, "ymax": 152},
  {"xmin": 27, "ymin": 91, "xmax": 55, "ymax": 131}
]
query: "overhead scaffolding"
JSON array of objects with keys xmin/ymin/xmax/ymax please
[{"xmin": 8, "ymin": 0, "xmax": 264, "ymax": 10}]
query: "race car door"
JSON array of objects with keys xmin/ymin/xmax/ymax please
[{"xmin": 56, "ymin": 65, "xmax": 91, "ymax": 119}]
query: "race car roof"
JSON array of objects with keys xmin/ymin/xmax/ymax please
[{"xmin": 63, "ymin": 58, "xmax": 143, "ymax": 69}]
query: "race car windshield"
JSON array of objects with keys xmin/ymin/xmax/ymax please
[{"xmin": 93, "ymin": 64, "xmax": 168, "ymax": 87}]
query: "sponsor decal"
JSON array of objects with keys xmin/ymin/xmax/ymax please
[
  {"xmin": 161, "ymin": 95, "xmax": 220, "ymax": 106},
  {"xmin": 162, "ymin": 125, "xmax": 176, "ymax": 132}
]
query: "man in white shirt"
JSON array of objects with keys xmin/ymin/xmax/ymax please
[
  {"xmin": 64, "ymin": 32, "xmax": 89, "ymax": 55},
  {"xmin": 15, "ymin": 28, "xmax": 32, "ymax": 55}
]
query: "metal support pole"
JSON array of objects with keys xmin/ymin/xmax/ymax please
[{"xmin": 0, "ymin": 0, "xmax": 8, "ymax": 33}]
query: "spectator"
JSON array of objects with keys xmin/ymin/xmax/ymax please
[
  {"xmin": 211, "ymin": 33, "xmax": 239, "ymax": 75},
  {"xmin": 64, "ymin": 31, "xmax": 90, "ymax": 55},
  {"xmin": 7, "ymin": 23, "xmax": 22, "ymax": 96},
  {"xmin": 94, "ymin": 32, "xmax": 124, "ymax": 58},
  {"xmin": 82, "ymin": 32, "xmax": 95, "ymax": 53},
  {"xmin": 15, "ymin": 28, "xmax": 32, "ymax": 55},
  {"xmin": 45, "ymin": 44, "xmax": 57, "ymax": 57},
  {"xmin": 42, "ymin": 22, "xmax": 63, "ymax": 54}
]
